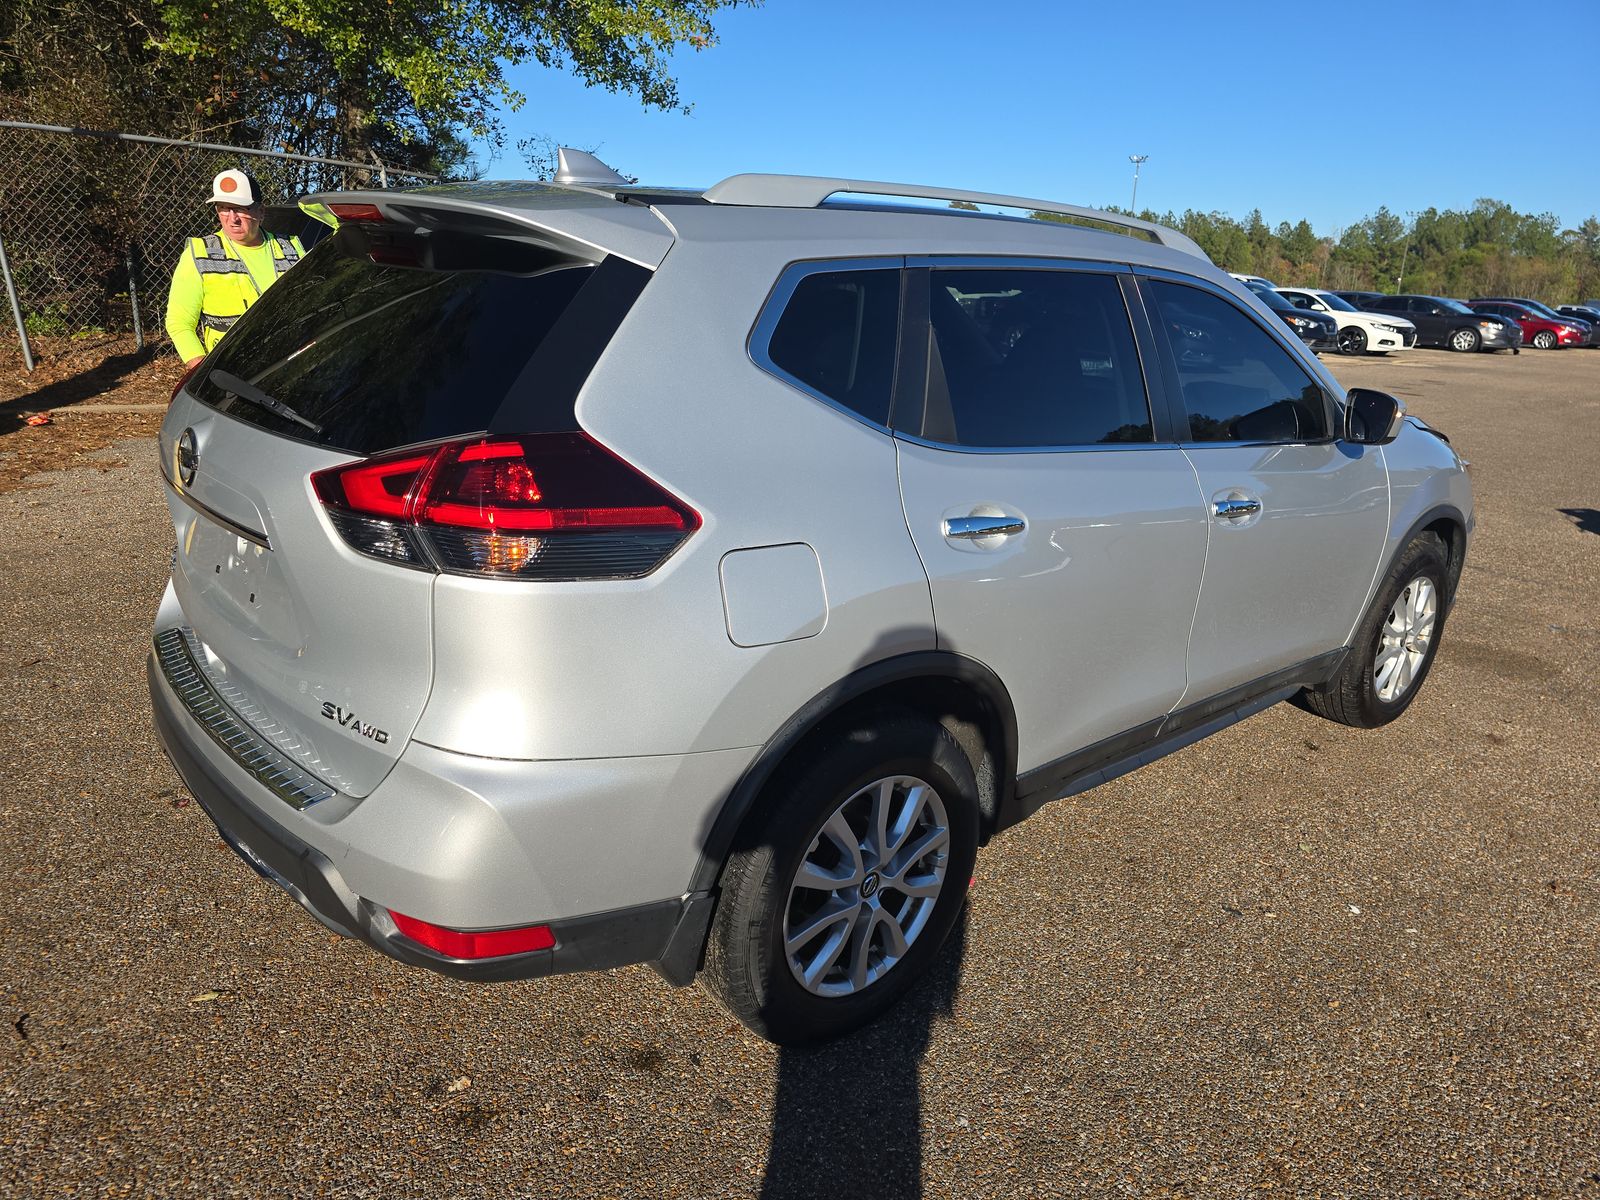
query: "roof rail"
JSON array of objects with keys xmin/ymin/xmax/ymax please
[{"xmin": 701, "ymin": 173, "xmax": 1209, "ymax": 261}]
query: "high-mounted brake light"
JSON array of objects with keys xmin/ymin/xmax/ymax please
[
  {"xmin": 389, "ymin": 910, "xmax": 555, "ymax": 959},
  {"xmin": 328, "ymin": 202, "xmax": 386, "ymax": 223},
  {"xmin": 312, "ymin": 432, "xmax": 700, "ymax": 580}
]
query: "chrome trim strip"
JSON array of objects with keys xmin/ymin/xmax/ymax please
[
  {"xmin": 160, "ymin": 467, "xmax": 271, "ymax": 548},
  {"xmin": 153, "ymin": 628, "xmax": 336, "ymax": 810},
  {"xmin": 905, "ymin": 254, "xmax": 1131, "ymax": 273}
]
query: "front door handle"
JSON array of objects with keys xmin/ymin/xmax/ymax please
[
  {"xmin": 944, "ymin": 514, "xmax": 1026, "ymax": 539},
  {"xmin": 1213, "ymin": 497, "xmax": 1262, "ymax": 520}
]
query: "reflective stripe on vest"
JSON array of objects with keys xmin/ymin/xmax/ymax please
[{"xmin": 189, "ymin": 231, "xmax": 302, "ymax": 351}]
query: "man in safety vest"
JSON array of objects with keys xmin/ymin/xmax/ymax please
[{"xmin": 164, "ymin": 168, "xmax": 305, "ymax": 367}]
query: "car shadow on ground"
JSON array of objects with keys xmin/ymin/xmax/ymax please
[
  {"xmin": 758, "ymin": 910, "xmax": 967, "ymax": 1199},
  {"xmin": 1, "ymin": 348, "xmax": 154, "ymax": 431},
  {"xmin": 1558, "ymin": 508, "xmax": 1600, "ymax": 536}
]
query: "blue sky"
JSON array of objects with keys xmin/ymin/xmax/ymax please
[{"xmin": 474, "ymin": 1, "xmax": 1598, "ymax": 237}]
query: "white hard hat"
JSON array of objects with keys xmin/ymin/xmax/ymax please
[{"xmin": 209, "ymin": 169, "xmax": 262, "ymax": 206}]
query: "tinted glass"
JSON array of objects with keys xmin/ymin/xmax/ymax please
[
  {"xmin": 1319, "ymin": 292, "xmax": 1359, "ymax": 312},
  {"xmin": 1436, "ymin": 297, "xmax": 1474, "ymax": 314},
  {"xmin": 191, "ymin": 227, "xmax": 602, "ymax": 454},
  {"xmin": 925, "ymin": 268, "xmax": 1151, "ymax": 447},
  {"xmin": 1146, "ymin": 280, "xmax": 1329, "ymax": 444},
  {"xmin": 1280, "ymin": 291, "xmax": 1315, "ymax": 309},
  {"xmin": 767, "ymin": 268, "xmax": 900, "ymax": 425}
]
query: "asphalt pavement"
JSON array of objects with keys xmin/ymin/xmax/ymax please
[{"xmin": 1, "ymin": 345, "xmax": 1597, "ymax": 1198}]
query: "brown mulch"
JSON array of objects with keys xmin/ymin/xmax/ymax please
[{"xmin": 0, "ymin": 335, "xmax": 180, "ymax": 494}]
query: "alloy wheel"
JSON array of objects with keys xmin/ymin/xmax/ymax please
[
  {"xmin": 1338, "ymin": 326, "xmax": 1368, "ymax": 355},
  {"xmin": 1374, "ymin": 575, "xmax": 1437, "ymax": 703},
  {"xmin": 783, "ymin": 774, "xmax": 950, "ymax": 997}
]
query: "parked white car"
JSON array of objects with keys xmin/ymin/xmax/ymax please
[{"xmin": 1276, "ymin": 287, "xmax": 1417, "ymax": 356}]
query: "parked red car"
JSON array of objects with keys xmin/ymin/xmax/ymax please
[{"xmin": 1466, "ymin": 301, "xmax": 1586, "ymax": 350}]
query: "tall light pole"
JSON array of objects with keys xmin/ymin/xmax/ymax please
[{"xmin": 1128, "ymin": 154, "xmax": 1149, "ymax": 213}]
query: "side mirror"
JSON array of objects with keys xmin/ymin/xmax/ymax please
[{"xmin": 1344, "ymin": 388, "xmax": 1405, "ymax": 445}]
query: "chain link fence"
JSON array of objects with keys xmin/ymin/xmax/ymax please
[{"xmin": 0, "ymin": 121, "xmax": 440, "ymax": 370}]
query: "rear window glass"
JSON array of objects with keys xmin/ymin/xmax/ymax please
[
  {"xmin": 190, "ymin": 226, "xmax": 599, "ymax": 454},
  {"xmin": 765, "ymin": 268, "xmax": 900, "ymax": 426}
]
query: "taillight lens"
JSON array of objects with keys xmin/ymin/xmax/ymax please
[
  {"xmin": 170, "ymin": 359, "xmax": 203, "ymax": 404},
  {"xmin": 312, "ymin": 432, "xmax": 700, "ymax": 580},
  {"xmin": 389, "ymin": 910, "xmax": 555, "ymax": 959}
]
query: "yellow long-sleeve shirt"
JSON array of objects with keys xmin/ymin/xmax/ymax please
[{"xmin": 163, "ymin": 235, "xmax": 288, "ymax": 361}]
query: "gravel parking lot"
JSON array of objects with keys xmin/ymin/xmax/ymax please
[{"xmin": 2, "ymin": 346, "xmax": 1596, "ymax": 1198}]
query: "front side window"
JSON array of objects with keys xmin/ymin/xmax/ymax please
[
  {"xmin": 765, "ymin": 267, "xmax": 900, "ymax": 426},
  {"xmin": 923, "ymin": 267, "xmax": 1151, "ymax": 447},
  {"xmin": 1145, "ymin": 279, "xmax": 1330, "ymax": 444}
]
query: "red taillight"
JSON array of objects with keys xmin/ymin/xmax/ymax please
[
  {"xmin": 170, "ymin": 359, "xmax": 203, "ymax": 404},
  {"xmin": 389, "ymin": 910, "xmax": 555, "ymax": 959},
  {"xmin": 329, "ymin": 202, "xmax": 386, "ymax": 223},
  {"xmin": 311, "ymin": 432, "xmax": 700, "ymax": 579}
]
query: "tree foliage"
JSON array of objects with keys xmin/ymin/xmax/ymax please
[
  {"xmin": 1, "ymin": 0, "xmax": 751, "ymax": 174},
  {"xmin": 1099, "ymin": 199, "xmax": 1600, "ymax": 303}
]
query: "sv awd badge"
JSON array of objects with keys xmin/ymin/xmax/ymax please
[{"xmin": 321, "ymin": 702, "xmax": 390, "ymax": 745}]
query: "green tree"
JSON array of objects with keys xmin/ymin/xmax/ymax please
[{"xmin": 2, "ymin": 0, "xmax": 753, "ymax": 173}]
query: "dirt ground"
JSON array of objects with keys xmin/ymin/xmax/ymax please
[
  {"xmin": 0, "ymin": 336, "xmax": 177, "ymax": 492},
  {"xmin": 0, "ymin": 341, "xmax": 1597, "ymax": 1198}
]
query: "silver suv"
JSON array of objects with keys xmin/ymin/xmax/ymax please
[{"xmin": 148, "ymin": 152, "xmax": 1472, "ymax": 1045}]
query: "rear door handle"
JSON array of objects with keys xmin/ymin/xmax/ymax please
[
  {"xmin": 1213, "ymin": 497, "xmax": 1262, "ymax": 520},
  {"xmin": 944, "ymin": 515, "xmax": 1026, "ymax": 539}
]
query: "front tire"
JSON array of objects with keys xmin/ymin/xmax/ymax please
[
  {"xmin": 1300, "ymin": 532, "xmax": 1450, "ymax": 729},
  {"xmin": 1448, "ymin": 327, "xmax": 1481, "ymax": 353},
  {"xmin": 704, "ymin": 714, "xmax": 979, "ymax": 1045},
  {"xmin": 1338, "ymin": 325, "xmax": 1369, "ymax": 356},
  {"xmin": 1532, "ymin": 330, "xmax": 1557, "ymax": 350}
]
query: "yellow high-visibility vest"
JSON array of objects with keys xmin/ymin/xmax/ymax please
[{"xmin": 188, "ymin": 230, "xmax": 304, "ymax": 352}]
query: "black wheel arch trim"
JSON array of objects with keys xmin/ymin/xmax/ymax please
[
  {"xmin": 1387, "ymin": 502, "xmax": 1470, "ymax": 607},
  {"xmin": 686, "ymin": 650, "xmax": 1019, "ymax": 897}
]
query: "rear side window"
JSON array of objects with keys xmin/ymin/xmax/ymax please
[
  {"xmin": 924, "ymin": 268, "xmax": 1151, "ymax": 447},
  {"xmin": 764, "ymin": 268, "xmax": 900, "ymax": 426},
  {"xmin": 1145, "ymin": 279, "xmax": 1330, "ymax": 444},
  {"xmin": 190, "ymin": 226, "xmax": 628, "ymax": 455}
]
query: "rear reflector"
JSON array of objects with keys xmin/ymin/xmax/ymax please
[
  {"xmin": 389, "ymin": 911, "xmax": 555, "ymax": 959},
  {"xmin": 312, "ymin": 432, "xmax": 700, "ymax": 580}
]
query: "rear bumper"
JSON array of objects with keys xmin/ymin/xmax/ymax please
[{"xmin": 147, "ymin": 641, "xmax": 741, "ymax": 985}]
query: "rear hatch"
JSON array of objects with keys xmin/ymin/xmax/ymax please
[{"xmin": 159, "ymin": 193, "xmax": 670, "ymax": 796}]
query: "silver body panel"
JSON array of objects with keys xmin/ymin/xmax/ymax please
[{"xmin": 149, "ymin": 179, "xmax": 1472, "ymax": 963}]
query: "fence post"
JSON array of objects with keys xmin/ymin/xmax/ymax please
[
  {"xmin": 0, "ymin": 225, "xmax": 35, "ymax": 373},
  {"xmin": 127, "ymin": 243, "xmax": 144, "ymax": 352}
]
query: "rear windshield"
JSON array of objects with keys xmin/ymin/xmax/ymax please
[{"xmin": 189, "ymin": 226, "xmax": 606, "ymax": 454}]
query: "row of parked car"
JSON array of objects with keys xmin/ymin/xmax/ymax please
[{"xmin": 1228, "ymin": 273, "xmax": 1600, "ymax": 356}]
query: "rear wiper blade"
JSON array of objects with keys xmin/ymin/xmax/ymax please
[{"xmin": 208, "ymin": 369, "xmax": 324, "ymax": 435}]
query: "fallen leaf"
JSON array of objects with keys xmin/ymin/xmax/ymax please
[
  {"xmin": 190, "ymin": 991, "xmax": 222, "ymax": 1003},
  {"xmin": 25, "ymin": 413, "xmax": 53, "ymax": 426},
  {"xmin": 446, "ymin": 1075, "xmax": 471, "ymax": 1094},
  {"xmin": 1347, "ymin": 905, "xmax": 1362, "ymax": 915}
]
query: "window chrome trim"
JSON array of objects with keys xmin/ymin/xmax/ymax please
[
  {"xmin": 908, "ymin": 254, "xmax": 1131, "ymax": 273},
  {"xmin": 747, "ymin": 256, "xmax": 904, "ymax": 435},
  {"xmin": 1133, "ymin": 266, "xmax": 1345, "ymax": 447},
  {"xmin": 892, "ymin": 433, "xmax": 1184, "ymax": 456}
]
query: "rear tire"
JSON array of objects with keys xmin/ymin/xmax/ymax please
[
  {"xmin": 1300, "ymin": 533, "xmax": 1450, "ymax": 729},
  {"xmin": 704, "ymin": 713, "xmax": 979, "ymax": 1046},
  {"xmin": 1448, "ymin": 327, "xmax": 1481, "ymax": 353}
]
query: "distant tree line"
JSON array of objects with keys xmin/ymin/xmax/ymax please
[{"xmin": 1105, "ymin": 199, "xmax": 1600, "ymax": 304}]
